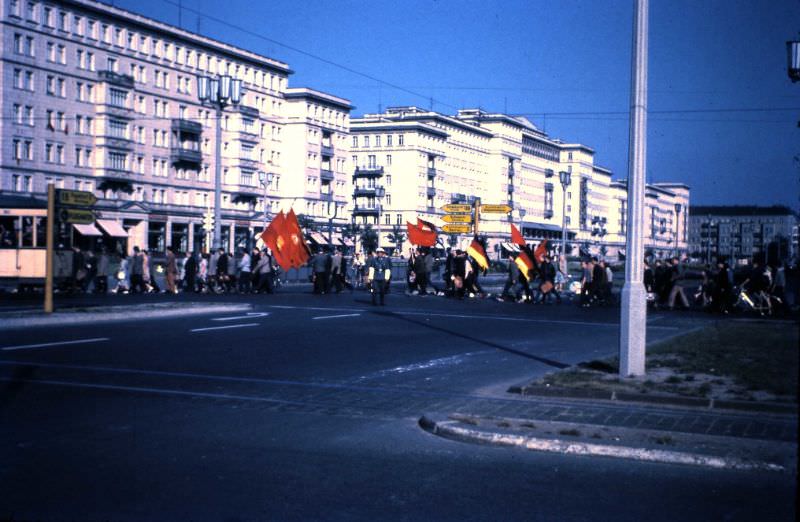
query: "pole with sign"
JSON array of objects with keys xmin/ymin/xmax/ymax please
[{"xmin": 45, "ymin": 184, "xmax": 55, "ymax": 313}]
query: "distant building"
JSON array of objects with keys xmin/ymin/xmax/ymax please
[
  {"xmin": 688, "ymin": 206, "xmax": 798, "ymax": 265},
  {"xmin": 350, "ymin": 107, "xmax": 689, "ymax": 258}
]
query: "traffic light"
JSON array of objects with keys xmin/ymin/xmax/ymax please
[{"xmin": 203, "ymin": 212, "xmax": 214, "ymax": 231}]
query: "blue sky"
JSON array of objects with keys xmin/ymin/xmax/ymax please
[{"xmin": 110, "ymin": 0, "xmax": 800, "ymax": 208}]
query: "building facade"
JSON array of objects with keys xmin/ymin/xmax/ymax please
[
  {"xmin": 1, "ymin": 0, "xmax": 350, "ymax": 254},
  {"xmin": 688, "ymin": 206, "xmax": 798, "ymax": 265},
  {"xmin": 350, "ymin": 107, "xmax": 689, "ymax": 258}
]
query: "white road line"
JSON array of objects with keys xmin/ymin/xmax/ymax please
[
  {"xmin": 270, "ymin": 305, "xmax": 367, "ymax": 312},
  {"xmin": 394, "ymin": 311, "xmax": 680, "ymax": 330},
  {"xmin": 211, "ymin": 312, "xmax": 270, "ymax": 321},
  {"xmin": 1, "ymin": 337, "xmax": 110, "ymax": 351},
  {"xmin": 190, "ymin": 323, "xmax": 259, "ymax": 333},
  {"xmin": 312, "ymin": 313, "xmax": 362, "ymax": 320}
]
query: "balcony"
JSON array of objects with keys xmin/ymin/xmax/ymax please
[
  {"xmin": 508, "ymin": 167, "xmax": 516, "ymax": 178},
  {"xmin": 97, "ymin": 70, "xmax": 134, "ymax": 88},
  {"xmin": 320, "ymin": 193, "xmax": 333, "ymax": 202},
  {"xmin": 171, "ymin": 118, "xmax": 202, "ymax": 135},
  {"xmin": 238, "ymin": 105, "xmax": 260, "ymax": 118},
  {"xmin": 427, "ymin": 167, "xmax": 438, "ymax": 180},
  {"xmin": 232, "ymin": 184, "xmax": 260, "ymax": 201},
  {"xmin": 95, "ymin": 167, "xmax": 134, "ymax": 182},
  {"xmin": 171, "ymin": 147, "xmax": 202, "ymax": 165},
  {"xmin": 544, "ymin": 168, "xmax": 554, "ymax": 178},
  {"xmin": 353, "ymin": 205, "xmax": 382, "ymax": 217},
  {"xmin": 320, "ymin": 169, "xmax": 335, "ymax": 181},
  {"xmin": 353, "ymin": 187, "xmax": 377, "ymax": 198},
  {"xmin": 507, "ymin": 184, "xmax": 514, "ymax": 194},
  {"xmin": 426, "ymin": 186, "xmax": 436, "ymax": 198},
  {"xmin": 321, "ymin": 144, "xmax": 334, "ymax": 156},
  {"xmin": 353, "ymin": 166, "xmax": 384, "ymax": 179},
  {"xmin": 544, "ymin": 209, "xmax": 554, "ymax": 219}
]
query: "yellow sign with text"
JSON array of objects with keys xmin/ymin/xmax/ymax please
[{"xmin": 441, "ymin": 224, "xmax": 473, "ymax": 234}]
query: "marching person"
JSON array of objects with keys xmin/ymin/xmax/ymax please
[
  {"xmin": 368, "ymin": 247, "xmax": 391, "ymax": 305},
  {"xmin": 238, "ymin": 247, "xmax": 252, "ymax": 293},
  {"xmin": 165, "ymin": 246, "xmax": 178, "ymax": 294}
]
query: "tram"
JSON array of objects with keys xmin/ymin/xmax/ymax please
[{"xmin": 0, "ymin": 193, "xmax": 72, "ymax": 291}]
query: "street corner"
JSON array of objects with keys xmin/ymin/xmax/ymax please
[{"xmin": 418, "ymin": 413, "xmax": 794, "ymax": 474}]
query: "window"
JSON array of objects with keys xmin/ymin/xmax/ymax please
[
  {"xmin": 106, "ymin": 56, "xmax": 117, "ymax": 72},
  {"xmin": 58, "ymin": 11, "xmax": 66, "ymax": 31},
  {"xmin": 386, "ymin": 135, "xmax": 393, "ymax": 147},
  {"xmin": 108, "ymin": 151, "xmax": 127, "ymax": 171},
  {"xmin": 386, "ymin": 155, "xmax": 392, "ymax": 165},
  {"xmin": 352, "ymin": 136, "xmax": 358, "ymax": 148},
  {"xmin": 364, "ymin": 136, "xmax": 370, "ymax": 147},
  {"xmin": 375, "ymin": 135, "xmax": 381, "ymax": 147},
  {"xmin": 544, "ymin": 183, "xmax": 554, "ymax": 218},
  {"xmin": 368, "ymin": 155, "xmax": 376, "ymax": 168},
  {"xmin": 10, "ymin": 0, "xmax": 21, "ymax": 18},
  {"xmin": 108, "ymin": 88, "xmax": 128, "ymax": 108},
  {"xmin": 26, "ymin": 1, "xmax": 36, "ymax": 22},
  {"xmin": 398, "ymin": 134, "xmax": 404, "ymax": 146},
  {"xmin": 579, "ymin": 178, "xmax": 589, "ymax": 230},
  {"xmin": 108, "ymin": 119, "xmax": 128, "ymax": 139}
]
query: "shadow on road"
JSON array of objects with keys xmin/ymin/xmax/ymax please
[{"xmin": 369, "ymin": 310, "xmax": 570, "ymax": 370}]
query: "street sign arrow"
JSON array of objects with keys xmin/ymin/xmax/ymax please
[
  {"xmin": 441, "ymin": 214, "xmax": 473, "ymax": 224},
  {"xmin": 441, "ymin": 203, "xmax": 472, "ymax": 213},
  {"xmin": 441, "ymin": 224, "xmax": 473, "ymax": 234},
  {"xmin": 60, "ymin": 208, "xmax": 96, "ymax": 224},
  {"xmin": 57, "ymin": 189, "xmax": 97, "ymax": 207},
  {"xmin": 480, "ymin": 204, "xmax": 513, "ymax": 214}
]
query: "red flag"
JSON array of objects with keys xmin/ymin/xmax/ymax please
[
  {"xmin": 407, "ymin": 219, "xmax": 437, "ymax": 247},
  {"xmin": 534, "ymin": 240, "xmax": 548, "ymax": 264},
  {"xmin": 510, "ymin": 223, "xmax": 526, "ymax": 246},
  {"xmin": 261, "ymin": 212, "xmax": 291, "ymax": 271},
  {"xmin": 467, "ymin": 237, "xmax": 489, "ymax": 271},
  {"xmin": 285, "ymin": 209, "xmax": 311, "ymax": 267}
]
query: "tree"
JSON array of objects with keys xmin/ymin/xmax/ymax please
[
  {"xmin": 387, "ymin": 225, "xmax": 405, "ymax": 254},
  {"xmin": 296, "ymin": 213, "xmax": 317, "ymax": 232},
  {"xmin": 359, "ymin": 225, "xmax": 378, "ymax": 254}
]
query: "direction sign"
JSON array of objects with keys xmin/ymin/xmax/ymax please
[
  {"xmin": 59, "ymin": 208, "xmax": 95, "ymax": 224},
  {"xmin": 441, "ymin": 224, "xmax": 473, "ymax": 234},
  {"xmin": 441, "ymin": 214, "xmax": 473, "ymax": 224},
  {"xmin": 441, "ymin": 203, "xmax": 472, "ymax": 213},
  {"xmin": 481, "ymin": 204, "xmax": 513, "ymax": 214},
  {"xmin": 57, "ymin": 189, "xmax": 97, "ymax": 207}
]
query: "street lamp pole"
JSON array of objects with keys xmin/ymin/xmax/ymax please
[
  {"xmin": 619, "ymin": 0, "xmax": 649, "ymax": 378},
  {"xmin": 674, "ymin": 203, "xmax": 682, "ymax": 256},
  {"xmin": 197, "ymin": 74, "xmax": 241, "ymax": 251},
  {"xmin": 559, "ymin": 170, "xmax": 572, "ymax": 269},
  {"xmin": 258, "ymin": 170, "xmax": 274, "ymax": 227}
]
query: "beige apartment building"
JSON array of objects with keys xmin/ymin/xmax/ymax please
[
  {"xmin": 351, "ymin": 107, "xmax": 689, "ymax": 259},
  {"xmin": 1, "ymin": 0, "xmax": 350, "ymax": 254}
]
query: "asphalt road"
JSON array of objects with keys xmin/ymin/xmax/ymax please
[{"xmin": 0, "ymin": 290, "xmax": 795, "ymax": 521}]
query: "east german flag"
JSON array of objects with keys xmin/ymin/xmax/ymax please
[
  {"xmin": 285, "ymin": 209, "xmax": 311, "ymax": 267},
  {"xmin": 515, "ymin": 249, "xmax": 535, "ymax": 281},
  {"xmin": 533, "ymin": 239, "xmax": 549, "ymax": 264},
  {"xmin": 467, "ymin": 237, "xmax": 489, "ymax": 271},
  {"xmin": 407, "ymin": 218, "xmax": 437, "ymax": 247}
]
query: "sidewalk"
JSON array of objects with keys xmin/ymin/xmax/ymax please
[
  {"xmin": 0, "ymin": 301, "xmax": 253, "ymax": 330},
  {"xmin": 420, "ymin": 393, "xmax": 797, "ymax": 472}
]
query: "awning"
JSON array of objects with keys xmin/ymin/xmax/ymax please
[
  {"xmin": 72, "ymin": 223, "xmax": 102, "ymax": 236},
  {"xmin": 96, "ymin": 219, "xmax": 128, "ymax": 238},
  {"xmin": 308, "ymin": 231, "xmax": 329, "ymax": 245},
  {"xmin": 501, "ymin": 242, "xmax": 520, "ymax": 253},
  {"xmin": 341, "ymin": 237, "xmax": 354, "ymax": 247},
  {"xmin": 523, "ymin": 222, "xmax": 562, "ymax": 232}
]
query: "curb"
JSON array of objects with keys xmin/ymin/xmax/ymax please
[
  {"xmin": 419, "ymin": 416, "xmax": 785, "ymax": 472},
  {"xmin": 0, "ymin": 303, "xmax": 253, "ymax": 330},
  {"xmin": 507, "ymin": 385, "xmax": 798, "ymax": 415}
]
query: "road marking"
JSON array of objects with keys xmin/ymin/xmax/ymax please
[
  {"xmin": 190, "ymin": 323, "xmax": 259, "ymax": 333},
  {"xmin": 1, "ymin": 337, "xmax": 110, "ymax": 351},
  {"xmin": 270, "ymin": 305, "xmax": 367, "ymax": 313},
  {"xmin": 393, "ymin": 311, "xmax": 679, "ymax": 329},
  {"xmin": 312, "ymin": 313, "xmax": 362, "ymax": 320},
  {"xmin": 211, "ymin": 312, "xmax": 271, "ymax": 321}
]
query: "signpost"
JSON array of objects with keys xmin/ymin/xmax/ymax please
[
  {"xmin": 45, "ymin": 188, "xmax": 97, "ymax": 313},
  {"xmin": 59, "ymin": 208, "xmax": 96, "ymax": 224},
  {"xmin": 440, "ymin": 204, "xmax": 472, "ymax": 213},
  {"xmin": 57, "ymin": 190, "xmax": 97, "ymax": 207},
  {"xmin": 480, "ymin": 204, "xmax": 513, "ymax": 214},
  {"xmin": 441, "ymin": 224, "xmax": 473, "ymax": 234},
  {"xmin": 441, "ymin": 214, "xmax": 472, "ymax": 224}
]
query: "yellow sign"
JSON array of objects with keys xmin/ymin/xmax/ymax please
[
  {"xmin": 60, "ymin": 208, "xmax": 95, "ymax": 224},
  {"xmin": 441, "ymin": 204, "xmax": 472, "ymax": 213},
  {"xmin": 481, "ymin": 204, "xmax": 513, "ymax": 214},
  {"xmin": 57, "ymin": 189, "xmax": 97, "ymax": 207},
  {"xmin": 441, "ymin": 214, "xmax": 473, "ymax": 224},
  {"xmin": 441, "ymin": 224, "xmax": 473, "ymax": 234}
]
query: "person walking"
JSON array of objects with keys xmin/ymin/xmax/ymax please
[
  {"xmin": 184, "ymin": 252, "xmax": 197, "ymax": 293},
  {"xmin": 197, "ymin": 254, "xmax": 208, "ymax": 293},
  {"xmin": 538, "ymin": 254, "xmax": 560, "ymax": 304},
  {"xmin": 95, "ymin": 248, "xmax": 109, "ymax": 294},
  {"xmin": 254, "ymin": 248, "xmax": 275, "ymax": 294},
  {"xmin": 368, "ymin": 247, "xmax": 391, "ymax": 305},
  {"xmin": 165, "ymin": 246, "xmax": 178, "ymax": 294},
  {"xmin": 580, "ymin": 259, "xmax": 593, "ymax": 307},
  {"xmin": 666, "ymin": 257, "xmax": 690, "ymax": 310},
  {"xmin": 500, "ymin": 253, "xmax": 522, "ymax": 302},
  {"xmin": 312, "ymin": 248, "xmax": 329, "ymax": 294},
  {"xmin": 237, "ymin": 247, "xmax": 252, "ymax": 293},
  {"xmin": 331, "ymin": 248, "xmax": 344, "ymax": 293},
  {"xmin": 413, "ymin": 249, "xmax": 428, "ymax": 295},
  {"xmin": 130, "ymin": 247, "xmax": 145, "ymax": 293}
]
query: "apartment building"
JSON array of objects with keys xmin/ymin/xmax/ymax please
[
  {"xmin": 350, "ymin": 107, "xmax": 690, "ymax": 258},
  {"xmin": 1, "ymin": 0, "xmax": 350, "ymax": 254},
  {"xmin": 688, "ymin": 206, "xmax": 798, "ymax": 265}
]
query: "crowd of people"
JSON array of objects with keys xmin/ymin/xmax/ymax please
[{"xmin": 56, "ymin": 243, "xmax": 791, "ymax": 316}]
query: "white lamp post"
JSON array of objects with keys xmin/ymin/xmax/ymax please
[
  {"xmin": 258, "ymin": 170, "xmax": 274, "ymax": 226},
  {"xmin": 197, "ymin": 74, "xmax": 241, "ymax": 250},
  {"xmin": 787, "ymin": 39, "xmax": 800, "ymax": 82},
  {"xmin": 559, "ymin": 170, "xmax": 572, "ymax": 261}
]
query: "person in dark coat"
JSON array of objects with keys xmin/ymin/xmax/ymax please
[
  {"xmin": 452, "ymin": 249, "xmax": 468, "ymax": 299},
  {"xmin": 183, "ymin": 252, "xmax": 197, "ymax": 292},
  {"xmin": 311, "ymin": 249, "xmax": 329, "ymax": 294}
]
